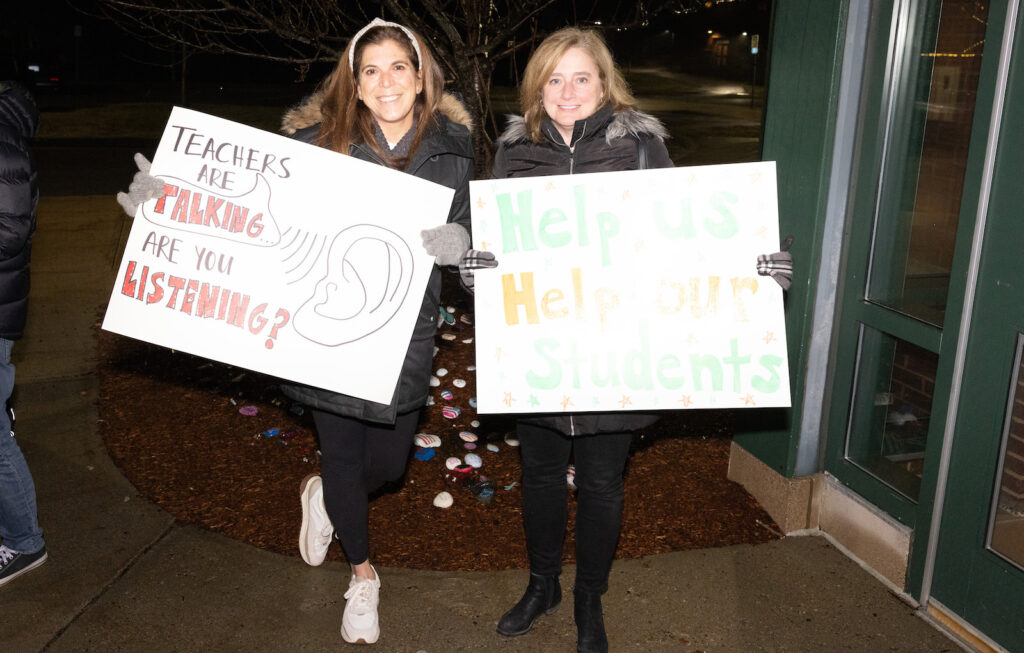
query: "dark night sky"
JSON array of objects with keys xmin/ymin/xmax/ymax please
[{"xmin": 5, "ymin": 0, "xmax": 770, "ymax": 88}]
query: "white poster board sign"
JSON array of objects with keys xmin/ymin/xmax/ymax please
[
  {"xmin": 470, "ymin": 161, "xmax": 790, "ymax": 414},
  {"xmin": 102, "ymin": 107, "xmax": 454, "ymax": 405}
]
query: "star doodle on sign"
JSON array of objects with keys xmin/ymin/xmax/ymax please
[
  {"xmin": 678, "ymin": 395, "xmax": 693, "ymax": 407},
  {"xmin": 561, "ymin": 396, "xmax": 574, "ymax": 410},
  {"xmin": 481, "ymin": 240, "xmax": 492, "ymax": 250},
  {"xmin": 750, "ymin": 171, "xmax": 762, "ymax": 183},
  {"xmin": 495, "ymin": 347, "xmax": 504, "ymax": 361},
  {"xmin": 764, "ymin": 331, "xmax": 776, "ymax": 344},
  {"xmin": 618, "ymin": 395, "xmax": 632, "ymax": 408},
  {"xmin": 687, "ymin": 173, "xmax": 697, "ymax": 184},
  {"xmin": 545, "ymin": 181, "xmax": 557, "ymax": 191},
  {"xmin": 686, "ymin": 333, "xmax": 698, "ymax": 344},
  {"xmin": 503, "ymin": 392, "xmax": 516, "ymax": 407},
  {"xmin": 476, "ymin": 196, "xmax": 487, "ymax": 209},
  {"xmin": 622, "ymin": 188, "xmax": 631, "ymax": 200},
  {"xmin": 755, "ymin": 225, "xmax": 768, "ymax": 238},
  {"xmin": 529, "ymin": 394, "xmax": 540, "ymax": 407},
  {"xmin": 742, "ymin": 394, "xmax": 757, "ymax": 406}
]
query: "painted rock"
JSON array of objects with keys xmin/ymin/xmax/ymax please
[
  {"xmin": 459, "ymin": 431, "xmax": 478, "ymax": 442},
  {"xmin": 460, "ymin": 314, "xmax": 473, "ymax": 324},
  {"xmin": 238, "ymin": 405, "xmax": 258, "ymax": 416},
  {"xmin": 452, "ymin": 378, "xmax": 466, "ymax": 388},
  {"xmin": 566, "ymin": 464, "xmax": 577, "ymax": 489},
  {"xmin": 504, "ymin": 434, "xmax": 520, "ymax": 447},
  {"xmin": 441, "ymin": 333, "xmax": 457, "ymax": 341},
  {"xmin": 469, "ymin": 397, "xmax": 478, "ymax": 408},
  {"xmin": 442, "ymin": 406, "xmax": 461, "ymax": 419},
  {"xmin": 445, "ymin": 456, "xmax": 461, "ymax": 470},
  {"xmin": 464, "ymin": 453, "xmax": 483, "ymax": 468},
  {"xmin": 447, "ymin": 305, "xmax": 456, "ymax": 313},
  {"xmin": 414, "ymin": 433, "xmax": 441, "ymax": 448},
  {"xmin": 462, "ymin": 338, "xmax": 474, "ymax": 344},
  {"xmin": 471, "ymin": 420, "xmax": 480, "ymax": 428},
  {"xmin": 436, "ymin": 367, "xmax": 449, "ymax": 377},
  {"xmin": 425, "ymin": 396, "xmax": 435, "ymax": 406},
  {"xmin": 487, "ymin": 443, "xmax": 500, "ymax": 452},
  {"xmin": 445, "ymin": 464, "xmax": 474, "ymax": 485},
  {"xmin": 467, "ymin": 365, "xmax": 476, "ymax": 371},
  {"xmin": 429, "ymin": 376, "xmax": 440, "ymax": 387},
  {"xmin": 463, "ymin": 442, "xmax": 477, "ymax": 450},
  {"xmin": 441, "ymin": 390, "xmax": 454, "ymax": 401},
  {"xmin": 413, "ymin": 447, "xmax": 436, "ymax": 461},
  {"xmin": 433, "ymin": 491, "xmax": 454, "ymax": 508}
]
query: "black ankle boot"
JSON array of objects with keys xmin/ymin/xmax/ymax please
[
  {"xmin": 574, "ymin": 589, "xmax": 608, "ymax": 653},
  {"xmin": 496, "ymin": 573, "xmax": 561, "ymax": 637}
]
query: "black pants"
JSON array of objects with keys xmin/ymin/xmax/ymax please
[
  {"xmin": 517, "ymin": 421, "xmax": 633, "ymax": 593},
  {"xmin": 312, "ymin": 409, "xmax": 418, "ymax": 566}
]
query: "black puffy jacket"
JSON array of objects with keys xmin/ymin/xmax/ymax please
[
  {"xmin": 0, "ymin": 82, "xmax": 38, "ymax": 341},
  {"xmin": 492, "ymin": 103, "xmax": 673, "ymax": 178},
  {"xmin": 492, "ymin": 103, "xmax": 673, "ymax": 436},
  {"xmin": 277, "ymin": 93, "xmax": 473, "ymax": 424}
]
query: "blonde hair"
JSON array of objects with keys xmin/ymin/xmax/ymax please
[
  {"xmin": 519, "ymin": 27, "xmax": 637, "ymax": 142},
  {"xmin": 316, "ymin": 23, "xmax": 445, "ymax": 168}
]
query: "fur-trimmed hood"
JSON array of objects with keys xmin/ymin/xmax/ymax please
[
  {"xmin": 497, "ymin": 107, "xmax": 669, "ymax": 147},
  {"xmin": 281, "ymin": 88, "xmax": 473, "ymax": 136}
]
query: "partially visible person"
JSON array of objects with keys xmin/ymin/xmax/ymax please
[
  {"xmin": 489, "ymin": 27, "xmax": 672, "ymax": 653},
  {"xmin": 0, "ymin": 80, "xmax": 47, "ymax": 587},
  {"xmin": 116, "ymin": 18, "xmax": 473, "ymax": 646}
]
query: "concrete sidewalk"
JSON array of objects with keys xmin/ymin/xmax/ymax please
[{"xmin": 0, "ymin": 196, "xmax": 964, "ymax": 652}]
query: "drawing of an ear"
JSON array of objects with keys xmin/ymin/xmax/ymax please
[{"xmin": 293, "ymin": 224, "xmax": 414, "ymax": 347}]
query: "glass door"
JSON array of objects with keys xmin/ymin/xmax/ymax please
[
  {"xmin": 824, "ymin": 0, "xmax": 1002, "ymax": 594},
  {"xmin": 929, "ymin": 2, "xmax": 1024, "ymax": 646}
]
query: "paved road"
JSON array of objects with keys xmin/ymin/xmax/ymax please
[{"xmin": 34, "ymin": 138, "xmax": 158, "ymax": 197}]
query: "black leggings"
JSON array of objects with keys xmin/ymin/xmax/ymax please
[
  {"xmin": 312, "ymin": 409, "xmax": 418, "ymax": 566},
  {"xmin": 517, "ymin": 421, "xmax": 633, "ymax": 593}
]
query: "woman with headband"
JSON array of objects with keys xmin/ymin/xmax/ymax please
[
  {"xmin": 118, "ymin": 17, "xmax": 474, "ymax": 646},
  {"xmin": 279, "ymin": 18, "xmax": 473, "ymax": 645}
]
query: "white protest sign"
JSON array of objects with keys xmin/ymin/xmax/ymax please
[
  {"xmin": 470, "ymin": 161, "xmax": 790, "ymax": 414},
  {"xmin": 102, "ymin": 107, "xmax": 454, "ymax": 405}
]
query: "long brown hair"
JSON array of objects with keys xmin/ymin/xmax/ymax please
[
  {"xmin": 519, "ymin": 27, "xmax": 637, "ymax": 143},
  {"xmin": 316, "ymin": 23, "xmax": 445, "ymax": 168}
]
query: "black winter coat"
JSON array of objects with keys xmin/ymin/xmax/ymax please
[
  {"xmin": 492, "ymin": 103, "xmax": 673, "ymax": 436},
  {"xmin": 0, "ymin": 82, "xmax": 38, "ymax": 341},
  {"xmin": 278, "ymin": 94, "xmax": 474, "ymax": 424}
]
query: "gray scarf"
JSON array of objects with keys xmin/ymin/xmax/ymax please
[{"xmin": 372, "ymin": 118, "xmax": 417, "ymax": 160}]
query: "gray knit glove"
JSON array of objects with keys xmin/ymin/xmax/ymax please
[
  {"xmin": 756, "ymin": 235, "xmax": 794, "ymax": 291},
  {"xmin": 458, "ymin": 249, "xmax": 498, "ymax": 294},
  {"xmin": 116, "ymin": 153, "xmax": 166, "ymax": 217},
  {"xmin": 421, "ymin": 223, "xmax": 470, "ymax": 266}
]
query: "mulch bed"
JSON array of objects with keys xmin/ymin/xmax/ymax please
[{"xmin": 98, "ymin": 272, "xmax": 779, "ymax": 571}]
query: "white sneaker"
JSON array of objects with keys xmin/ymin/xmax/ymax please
[
  {"xmin": 298, "ymin": 474, "xmax": 333, "ymax": 566},
  {"xmin": 341, "ymin": 567, "xmax": 381, "ymax": 644}
]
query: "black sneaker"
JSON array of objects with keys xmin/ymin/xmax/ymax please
[{"xmin": 0, "ymin": 544, "xmax": 47, "ymax": 587}]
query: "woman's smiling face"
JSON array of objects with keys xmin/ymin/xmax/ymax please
[
  {"xmin": 542, "ymin": 46, "xmax": 604, "ymax": 144},
  {"xmin": 356, "ymin": 39, "xmax": 423, "ymax": 143}
]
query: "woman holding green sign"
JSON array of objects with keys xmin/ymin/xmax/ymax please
[{"xmin": 489, "ymin": 27, "xmax": 674, "ymax": 653}]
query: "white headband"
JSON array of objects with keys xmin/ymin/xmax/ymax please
[{"xmin": 348, "ymin": 18, "xmax": 423, "ymax": 72}]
